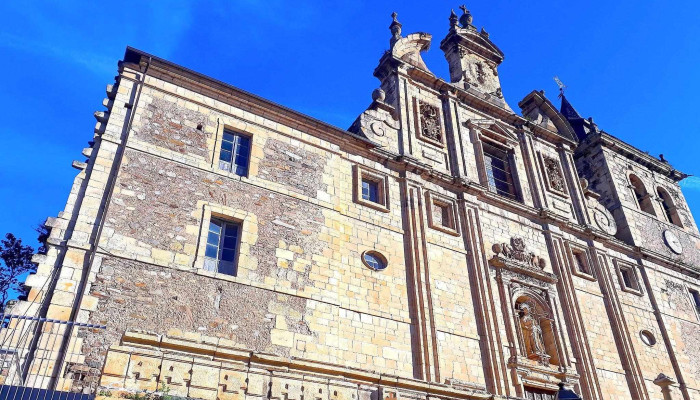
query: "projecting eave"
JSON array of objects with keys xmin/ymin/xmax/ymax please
[
  {"xmin": 579, "ymin": 131, "xmax": 688, "ymax": 181},
  {"xmin": 122, "ymin": 47, "xmax": 378, "ymax": 151}
]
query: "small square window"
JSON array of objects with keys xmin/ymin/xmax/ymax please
[
  {"xmin": 204, "ymin": 218, "xmax": 241, "ymax": 276},
  {"xmin": 426, "ymin": 193, "xmax": 459, "ymax": 235},
  {"xmin": 616, "ymin": 262, "xmax": 642, "ymax": 294},
  {"xmin": 353, "ymin": 165, "xmax": 389, "ymax": 212},
  {"xmin": 218, "ymin": 130, "xmax": 251, "ymax": 177}
]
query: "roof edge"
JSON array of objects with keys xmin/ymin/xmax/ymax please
[{"xmin": 123, "ymin": 46, "xmax": 378, "ymax": 148}]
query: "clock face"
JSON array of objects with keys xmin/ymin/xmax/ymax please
[{"xmin": 663, "ymin": 230, "xmax": 683, "ymax": 254}]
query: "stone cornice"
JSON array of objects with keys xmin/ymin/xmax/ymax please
[
  {"xmin": 578, "ymin": 132, "xmax": 687, "ymax": 181},
  {"xmin": 123, "ymin": 47, "xmax": 378, "ymax": 152}
]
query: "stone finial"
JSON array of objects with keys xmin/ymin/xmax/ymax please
[
  {"xmin": 459, "ymin": 4, "xmax": 474, "ymax": 28},
  {"xmin": 372, "ymin": 88, "xmax": 386, "ymax": 102},
  {"xmin": 480, "ymin": 27, "xmax": 489, "ymax": 38},
  {"xmin": 390, "ymin": 12, "xmax": 402, "ymax": 47},
  {"xmin": 449, "ymin": 9, "xmax": 459, "ymax": 28}
]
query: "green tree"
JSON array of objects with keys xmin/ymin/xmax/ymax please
[{"xmin": 0, "ymin": 233, "xmax": 36, "ymax": 312}]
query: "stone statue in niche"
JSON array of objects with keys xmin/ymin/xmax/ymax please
[
  {"xmin": 518, "ymin": 303, "xmax": 550, "ymax": 365},
  {"xmin": 418, "ymin": 101, "xmax": 442, "ymax": 142},
  {"xmin": 543, "ymin": 156, "xmax": 566, "ymax": 193}
]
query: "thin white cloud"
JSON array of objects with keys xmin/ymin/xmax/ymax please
[
  {"xmin": 679, "ymin": 176, "xmax": 700, "ymax": 191},
  {"xmin": 0, "ymin": 32, "xmax": 115, "ymax": 76}
]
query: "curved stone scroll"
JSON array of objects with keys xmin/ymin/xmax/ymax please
[{"xmin": 391, "ymin": 33, "xmax": 433, "ymax": 72}]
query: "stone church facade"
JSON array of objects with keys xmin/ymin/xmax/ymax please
[{"xmin": 3, "ymin": 7, "xmax": 699, "ymax": 400}]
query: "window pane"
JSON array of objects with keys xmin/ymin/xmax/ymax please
[
  {"xmin": 483, "ymin": 143, "xmax": 515, "ymax": 198},
  {"xmin": 362, "ymin": 179, "xmax": 380, "ymax": 203},
  {"xmin": 223, "ymin": 236, "xmax": 237, "ymax": 249},
  {"xmin": 203, "ymin": 257, "xmax": 218, "ymax": 272},
  {"xmin": 221, "ymin": 249, "xmax": 236, "ymax": 262},
  {"xmin": 363, "ymin": 252, "xmax": 386, "ymax": 270},
  {"xmin": 230, "ymin": 132, "xmax": 251, "ymax": 177},
  {"xmin": 209, "ymin": 220, "xmax": 222, "ymax": 234},
  {"xmin": 206, "ymin": 218, "xmax": 241, "ymax": 276},
  {"xmin": 205, "ymin": 244, "xmax": 219, "ymax": 259},
  {"xmin": 621, "ymin": 269, "xmax": 634, "ymax": 288},
  {"xmin": 440, "ymin": 205, "xmax": 450, "ymax": 227},
  {"xmin": 218, "ymin": 260, "xmax": 236, "ymax": 276}
]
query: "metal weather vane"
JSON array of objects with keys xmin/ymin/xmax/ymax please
[{"xmin": 554, "ymin": 76, "xmax": 566, "ymax": 98}]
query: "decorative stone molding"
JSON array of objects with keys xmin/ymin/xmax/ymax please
[{"xmin": 490, "ymin": 237, "xmax": 556, "ymax": 283}]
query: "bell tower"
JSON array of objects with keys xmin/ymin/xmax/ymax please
[{"xmin": 440, "ymin": 6, "xmax": 506, "ymax": 102}]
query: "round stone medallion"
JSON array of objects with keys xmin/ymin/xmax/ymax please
[
  {"xmin": 663, "ymin": 229, "xmax": 683, "ymax": 254},
  {"xmin": 593, "ymin": 208, "xmax": 617, "ymax": 235}
]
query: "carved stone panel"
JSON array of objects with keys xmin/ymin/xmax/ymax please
[
  {"xmin": 542, "ymin": 155, "xmax": 567, "ymax": 195},
  {"xmin": 417, "ymin": 101, "xmax": 443, "ymax": 144}
]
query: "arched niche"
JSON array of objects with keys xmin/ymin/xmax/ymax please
[
  {"xmin": 513, "ymin": 292, "xmax": 560, "ymax": 367},
  {"xmin": 629, "ymin": 174, "xmax": 656, "ymax": 216},
  {"xmin": 657, "ymin": 187, "xmax": 683, "ymax": 227}
]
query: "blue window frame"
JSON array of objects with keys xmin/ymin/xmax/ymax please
[
  {"xmin": 219, "ymin": 130, "xmax": 251, "ymax": 176},
  {"xmin": 361, "ymin": 178, "xmax": 380, "ymax": 203},
  {"xmin": 363, "ymin": 251, "xmax": 387, "ymax": 271},
  {"xmin": 204, "ymin": 218, "xmax": 240, "ymax": 276}
]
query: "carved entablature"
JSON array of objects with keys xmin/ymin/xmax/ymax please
[{"xmin": 490, "ymin": 237, "xmax": 557, "ymax": 284}]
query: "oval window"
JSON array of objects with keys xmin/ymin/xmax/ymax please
[
  {"xmin": 362, "ymin": 251, "xmax": 387, "ymax": 271},
  {"xmin": 640, "ymin": 330, "xmax": 656, "ymax": 346}
]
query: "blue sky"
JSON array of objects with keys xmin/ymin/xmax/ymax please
[{"xmin": 1, "ymin": 0, "xmax": 699, "ymax": 255}]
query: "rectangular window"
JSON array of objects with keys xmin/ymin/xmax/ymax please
[
  {"xmin": 482, "ymin": 142, "xmax": 517, "ymax": 200},
  {"xmin": 204, "ymin": 218, "xmax": 240, "ymax": 276},
  {"xmin": 690, "ymin": 289, "xmax": 700, "ymax": 318},
  {"xmin": 219, "ymin": 130, "xmax": 251, "ymax": 176},
  {"xmin": 619, "ymin": 265, "xmax": 640, "ymax": 292},
  {"xmin": 573, "ymin": 251, "xmax": 590, "ymax": 275},
  {"xmin": 362, "ymin": 178, "xmax": 380, "ymax": 203},
  {"xmin": 353, "ymin": 165, "xmax": 389, "ymax": 212}
]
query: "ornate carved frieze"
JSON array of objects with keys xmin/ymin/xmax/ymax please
[
  {"xmin": 542, "ymin": 155, "xmax": 566, "ymax": 194},
  {"xmin": 418, "ymin": 101, "xmax": 443, "ymax": 143},
  {"xmin": 490, "ymin": 237, "xmax": 557, "ymax": 284}
]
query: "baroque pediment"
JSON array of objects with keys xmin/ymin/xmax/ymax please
[
  {"xmin": 466, "ymin": 118, "xmax": 518, "ymax": 145},
  {"xmin": 518, "ymin": 90, "xmax": 576, "ymax": 142}
]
